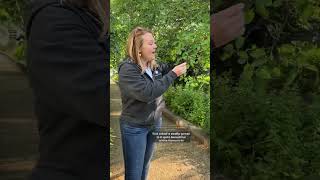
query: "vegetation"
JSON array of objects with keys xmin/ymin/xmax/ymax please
[
  {"xmin": 212, "ymin": 0, "xmax": 320, "ymax": 179},
  {"xmin": 0, "ymin": 0, "xmax": 26, "ymax": 27},
  {"xmin": 0, "ymin": 0, "xmax": 27, "ymax": 64}
]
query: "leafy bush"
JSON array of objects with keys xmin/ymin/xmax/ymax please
[
  {"xmin": 0, "ymin": 0, "xmax": 26, "ymax": 27},
  {"xmin": 165, "ymin": 82, "xmax": 210, "ymax": 133},
  {"xmin": 111, "ymin": 0, "xmax": 210, "ymax": 73},
  {"xmin": 111, "ymin": 0, "xmax": 210, "ymax": 131},
  {"xmin": 212, "ymin": 72, "xmax": 320, "ymax": 179}
]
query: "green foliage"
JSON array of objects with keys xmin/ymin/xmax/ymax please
[
  {"xmin": 213, "ymin": 73, "xmax": 320, "ymax": 180},
  {"xmin": 213, "ymin": 0, "xmax": 320, "ymax": 179},
  {"xmin": 111, "ymin": 0, "xmax": 210, "ymax": 73},
  {"xmin": 165, "ymin": 83, "xmax": 210, "ymax": 133},
  {"xmin": 0, "ymin": 0, "xmax": 27, "ymax": 63},
  {"xmin": 0, "ymin": 0, "xmax": 26, "ymax": 28}
]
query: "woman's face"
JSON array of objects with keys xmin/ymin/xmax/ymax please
[{"xmin": 140, "ymin": 33, "xmax": 157, "ymax": 62}]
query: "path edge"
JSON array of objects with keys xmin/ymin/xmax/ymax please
[{"xmin": 162, "ymin": 108, "xmax": 210, "ymax": 148}]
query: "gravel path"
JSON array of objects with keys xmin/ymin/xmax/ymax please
[{"xmin": 0, "ymin": 53, "xmax": 38, "ymax": 179}]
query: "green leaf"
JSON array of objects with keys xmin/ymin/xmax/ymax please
[
  {"xmin": 238, "ymin": 51, "xmax": 248, "ymax": 64},
  {"xmin": 224, "ymin": 44, "xmax": 234, "ymax": 53},
  {"xmin": 221, "ymin": 44, "xmax": 235, "ymax": 61},
  {"xmin": 255, "ymin": 0, "xmax": 272, "ymax": 18},
  {"xmin": 235, "ymin": 37, "xmax": 245, "ymax": 49},
  {"xmin": 241, "ymin": 64, "xmax": 254, "ymax": 80},
  {"xmin": 256, "ymin": 0, "xmax": 273, "ymax": 7},
  {"xmin": 257, "ymin": 68, "xmax": 271, "ymax": 79},
  {"xmin": 271, "ymin": 67, "xmax": 281, "ymax": 77},
  {"xmin": 279, "ymin": 44, "xmax": 295, "ymax": 55},
  {"xmin": 250, "ymin": 48, "xmax": 266, "ymax": 59},
  {"xmin": 252, "ymin": 58, "xmax": 267, "ymax": 68},
  {"xmin": 285, "ymin": 69, "xmax": 299, "ymax": 87},
  {"xmin": 265, "ymin": 0, "xmax": 273, "ymax": 6},
  {"xmin": 245, "ymin": 9, "xmax": 255, "ymax": 24},
  {"xmin": 238, "ymin": 58, "xmax": 247, "ymax": 65},
  {"xmin": 303, "ymin": 64, "xmax": 318, "ymax": 72},
  {"xmin": 256, "ymin": 5, "xmax": 269, "ymax": 18},
  {"xmin": 221, "ymin": 52, "xmax": 232, "ymax": 61},
  {"xmin": 0, "ymin": 9, "xmax": 9, "ymax": 20},
  {"xmin": 302, "ymin": 4, "xmax": 313, "ymax": 20},
  {"xmin": 273, "ymin": 0, "xmax": 282, "ymax": 7}
]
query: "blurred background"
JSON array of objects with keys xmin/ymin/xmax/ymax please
[
  {"xmin": 0, "ymin": 1, "xmax": 38, "ymax": 180},
  {"xmin": 212, "ymin": 0, "xmax": 320, "ymax": 179}
]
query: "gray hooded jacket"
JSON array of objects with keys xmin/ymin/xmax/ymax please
[{"xmin": 118, "ymin": 58, "xmax": 177, "ymax": 127}]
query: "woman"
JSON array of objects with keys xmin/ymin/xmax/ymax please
[
  {"xmin": 118, "ymin": 27, "xmax": 187, "ymax": 180},
  {"xmin": 26, "ymin": 0, "xmax": 108, "ymax": 179}
]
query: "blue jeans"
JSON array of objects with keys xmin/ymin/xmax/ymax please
[{"xmin": 120, "ymin": 118, "xmax": 162, "ymax": 180}]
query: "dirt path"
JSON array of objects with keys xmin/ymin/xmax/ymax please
[
  {"xmin": 110, "ymin": 82, "xmax": 210, "ymax": 180},
  {"xmin": 0, "ymin": 53, "xmax": 38, "ymax": 179}
]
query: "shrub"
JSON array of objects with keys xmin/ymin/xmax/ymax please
[
  {"xmin": 165, "ymin": 84, "xmax": 210, "ymax": 133},
  {"xmin": 212, "ymin": 72, "xmax": 320, "ymax": 179}
]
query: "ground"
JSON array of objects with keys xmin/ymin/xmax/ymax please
[{"xmin": 0, "ymin": 53, "xmax": 38, "ymax": 179}]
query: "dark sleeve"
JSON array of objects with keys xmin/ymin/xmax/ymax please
[
  {"xmin": 157, "ymin": 61, "xmax": 174, "ymax": 75},
  {"xmin": 27, "ymin": 6, "xmax": 107, "ymax": 126},
  {"xmin": 118, "ymin": 63, "xmax": 177, "ymax": 103}
]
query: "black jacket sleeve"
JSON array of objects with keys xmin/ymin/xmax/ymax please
[
  {"xmin": 27, "ymin": 5, "xmax": 107, "ymax": 127},
  {"xmin": 118, "ymin": 62, "xmax": 177, "ymax": 103},
  {"xmin": 157, "ymin": 61, "xmax": 174, "ymax": 75}
]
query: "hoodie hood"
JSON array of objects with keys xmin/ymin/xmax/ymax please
[
  {"xmin": 25, "ymin": 0, "xmax": 59, "ymax": 38},
  {"xmin": 25, "ymin": 0, "xmax": 106, "ymax": 40}
]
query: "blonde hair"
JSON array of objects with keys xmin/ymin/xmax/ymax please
[{"xmin": 126, "ymin": 27, "xmax": 158, "ymax": 73}]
